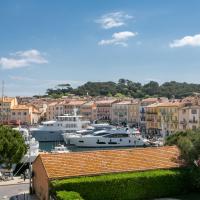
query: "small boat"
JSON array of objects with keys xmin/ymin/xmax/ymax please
[{"xmin": 51, "ymin": 144, "xmax": 70, "ymax": 153}]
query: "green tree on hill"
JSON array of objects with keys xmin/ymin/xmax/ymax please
[{"xmin": 0, "ymin": 126, "xmax": 27, "ymax": 169}]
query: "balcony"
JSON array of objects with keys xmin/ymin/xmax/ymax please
[
  {"xmin": 180, "ymin": 120, "xmax": 187, "ymax": 124},
  {"xmin": 146, "ymin": 118, "xmax": 155, "ymax": 122},
  {"xmin": 146, "ymin": 111, "xmax": 157, "ymax": 114},
  {"xmin": 189, "ymin": 120, "xmax": 198, "ymax": 124}
]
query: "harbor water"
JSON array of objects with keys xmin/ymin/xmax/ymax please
[{"xmin": 39, "ymin": 141, "xmax": 142, "ymax": 152}]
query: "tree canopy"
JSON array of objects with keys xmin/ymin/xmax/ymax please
[
  {"xmin": 0, "ymin": 126, "xmax": 27, "ymax": 169},
  {"xmin": 165, "ymin": 130, "xmax": 200, "ymax": 166},
  {"xmin": 44, "ymin": 79, "xmax": 200, "ymax": 99}
]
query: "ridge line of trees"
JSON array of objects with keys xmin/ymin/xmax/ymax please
[{"xmin": 42, "ymin": 79, "xmax": 200, "ymax": 99}]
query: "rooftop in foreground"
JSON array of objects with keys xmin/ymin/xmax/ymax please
[{"xmin": 35, "ymin": 146, "xmax": 182, "ymax": 180}]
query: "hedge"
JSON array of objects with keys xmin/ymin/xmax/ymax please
[
  {"xmin": 51, "ymin": 169, "xmax": 190, "ymax": 200},
  {"xmin": 56, "ymin": 191, "xmax": 84, "ymax": 200}
]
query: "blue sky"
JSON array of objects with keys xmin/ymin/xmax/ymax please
[{"xmin": 1, "ymin": 0, "xmax": 200, "ymax": 96}]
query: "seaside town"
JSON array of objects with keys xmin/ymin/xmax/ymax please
[
  {"xmin": 1, "ymin": 1, "xmax": 200, "ymax": 200},
  {"xmin": 1, "ymin": 93, "xmax": 200, "ymax": 199},
  {"xmin": 1, "ymin": 95, "xmax": 200, "ymax": 135}
]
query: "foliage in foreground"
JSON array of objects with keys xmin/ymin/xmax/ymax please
[
  {"xmin": 0, "ymin": 125, "xmax": 27, "ymax": 169},
  {"xmin": 51, "ymin": 169, "xmax": 190, "ymax": 200},
  {"xmin": 56, "ymin": 191, "xmax": 84, "ymax": 200},
  {"xmin": 165, "ymin": 130, "xmax": 200, "ymax": 166}
]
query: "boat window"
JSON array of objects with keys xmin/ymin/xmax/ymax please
[
  {"xmin": 104, "ymin": 133, "xmax": 129, "ymax": 138},
  {"xmin": 94, "ymin": 132, "xmax": 109, "ymax": 136}
]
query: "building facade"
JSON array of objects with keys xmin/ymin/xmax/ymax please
[
  {"xmin": 0, "ymin": 97, "xmax": 18, "ymax": 124},
  {"xmin": 11, "ymin": 105, "xmax": 40, "ymax": 125},
  {"xmin": 96, "ymin": 99, "xmax": 118, "ymax": 121},
  {"xmin": 111, "ymin": 100, "xmax": 140, "ymax": 126},
  {"xmin": 80, "ymin": 101, "xmax": 97, "ymax": 122},
  {"xmin": 179, "ymin": 105, "xmax": 200, "ymax": 130}
]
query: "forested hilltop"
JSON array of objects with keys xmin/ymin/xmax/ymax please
[{"xmin": 44, "ymin": 79, "xmax": 200, "ymax": 99}]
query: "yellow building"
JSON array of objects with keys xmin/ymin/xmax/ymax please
[
  {"xmin": 112, "ymin": 100, "xmax": 140, "ymax": 125},
  {"xmin": 0, "ymin": 97, "xmax": 18, "ymax": 123},
  {"xmin": 11, "ymin": 105, "xmax": 40, "ymax": 125},
  {"xmin": 145, "ymin": 103, "xmax": 159, "ymax": 134},
  {"xmin": 157, "ymin": 102, "xmax": 183, "ymax": 135}
]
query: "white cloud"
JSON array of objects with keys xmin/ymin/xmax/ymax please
[
  {"xmin": 0, "ymin": 49, "xmax": 48, "ymax": 69},
  {"xmin": 96, "ymin": 11, "xmax": 133, "ymax": 29},
  {"xmin": 170, "ymin": 34, "xmax": 200, "ymax": 48},
  {"xmin": 98, "ymin": 31, "xmax": 137, "ymax": 47},
  {"xmin": 9, "ymin": 75, "xmax": 35, "ymax": 81}
]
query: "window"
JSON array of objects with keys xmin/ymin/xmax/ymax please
[
  {"xmin": 24, "ymin": 112, "xmax": 27, "ymax": 115},
  {"xmin": 18, "ymin": 112, "xmax": 21, "ymax": 115},
  {"xmin": 12, "ymin": 112, "xmax": 15, "ymax": 115},
  {"xmin": 191, "ymin": 109, "xmax": 197, "ymax": 114},
  {"xmin": 104, "ymin": 133, "xmax": 129, "ymax": 138}
]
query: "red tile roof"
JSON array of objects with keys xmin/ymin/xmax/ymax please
[{"xmin": 36, "ymin": 146, "xmax": 182, "ymax": 180}]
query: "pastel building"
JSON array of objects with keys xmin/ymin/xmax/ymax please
[
  {"xmin": 96, "ymin": 99, "xmax": 118, "ymax": 121},
  {"xmin": 179, "ymin": 105, "xmax": 200, "ymax": 130},
  {"xmin": 64, "ymin": 100, "xmax": 86, "ymax": 115},
  {"xmin": 157, "ymin": 101, "xmax": 183, "ymax": 135},
  {"xmin": 145, "ymin": 103, "xmax": 159, "ymax": 134},
  {"xmin": 11, "ymin": 105, "xmax": 40, "ymax": 125},
  {"xmin": 80, "ymin": 101, "xmax": 97, "ymax": 122},
  {"xmin": 111, "ymin": 100, "xmax": 140, "ymax": 125},
  {"xmin": 0, "ymin": 97, "xmax": 18, "ymax": 123},
  {"xmin": 46, "ymin": 102, "xmax": 59, "ymax": 120}
]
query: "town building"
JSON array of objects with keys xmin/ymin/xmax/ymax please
[
  {"xmin": 46, "ymin": 102, "xmax": 59, "ymax": 120},
  {"xmin": 140, "ymin": 98, "xmax": 168, "ymax": 133},
  {"xmin": 64, "ymin": 100, "xmax": 86, "ymax": 115},
  {"xmin": 10, "ymin": 105, "xmax": 40, "ymax": 125},
  {"xmin": 145, "ymin": 103, "xmax": 159, "ymax": 135},
  {"xmin": 0, "ymin": 97, "xmax": 18, "ymax": 124},
  {"xmin": 179, "ymin": 105, "xmax": 200, "ymax": 130},
  {"xmin": 80, "ymin": 101, "xmax": 97, "ymax": 122},
  {"xmin": 111, "ymin": 100, "xmax": 140, "ymax": 126},
  {"xmin": 32, "ymin": 146, "xmax": 181, "ymax": 200},
  {"xmin": 95, "ymin": 99, "xmax": 118, "ymax": 121},
  {"xmin": 157, "ymin": 101, "xmax": 183, "ymax": 136}
]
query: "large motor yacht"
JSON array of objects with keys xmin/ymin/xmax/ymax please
[
  {"xmin": 64, "ymin": 128, "xmax": 149, "ymax": 147},
  {"xmin": 30, "ymin": 110, "xmax": 90, "ymax": 142},
  {"xmin": 63, "ymin": 123, "xmax": 115, "ymax": 143}
]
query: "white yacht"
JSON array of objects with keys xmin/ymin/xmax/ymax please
[
  {"xmin": 30, "ymin": 110, "xmax": 90, "ymax": 142},
  {"xmin": 13, "ymin": 127, "xmax": 39, "ymax": 163},
  {"xmin": 64, "ymin": 129, "xmax": 149, "ymax": 147},
  {"xmin": 51, "ymin": 144, "xmax": 70, "ymax": 153},
  {"xmin": 63, "ymin": 123, "xmax": 115, "ymax": 144}
]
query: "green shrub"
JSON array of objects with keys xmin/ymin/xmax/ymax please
[
  {"xmin": 51, "ymin": 169, "xmax": 190, "ymax": 200},
  {"xmin": 56, "ymin": 191, "xmax": 84, "ymax": 200},
  {"xmin": 190, "ymin": 167, "xmax": 200, "ymax": 191}
]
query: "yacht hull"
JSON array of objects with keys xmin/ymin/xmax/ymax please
[
  {"xmin": 66, "ymin": 136, "xmax": 146, "ymax": 147},
  {"xmin": 31, "ymin": 130, "xmax": 64, "ymax": 142}
]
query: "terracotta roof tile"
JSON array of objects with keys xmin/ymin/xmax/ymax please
[
  {"xmin": 67, "ymin": 101, "xmax": 86, "ymax": 106},
  {"xmin": 96, "ymin": 100, "xmax": 117, "ymax": 105},
  {"xmin": 36, "ymin": 146, "xmax": 182, "ymax": 180}
]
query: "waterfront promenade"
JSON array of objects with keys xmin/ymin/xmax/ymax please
[{"xmin": 0, "ymin": 177, "xmax": 38, "ymax": 200}]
